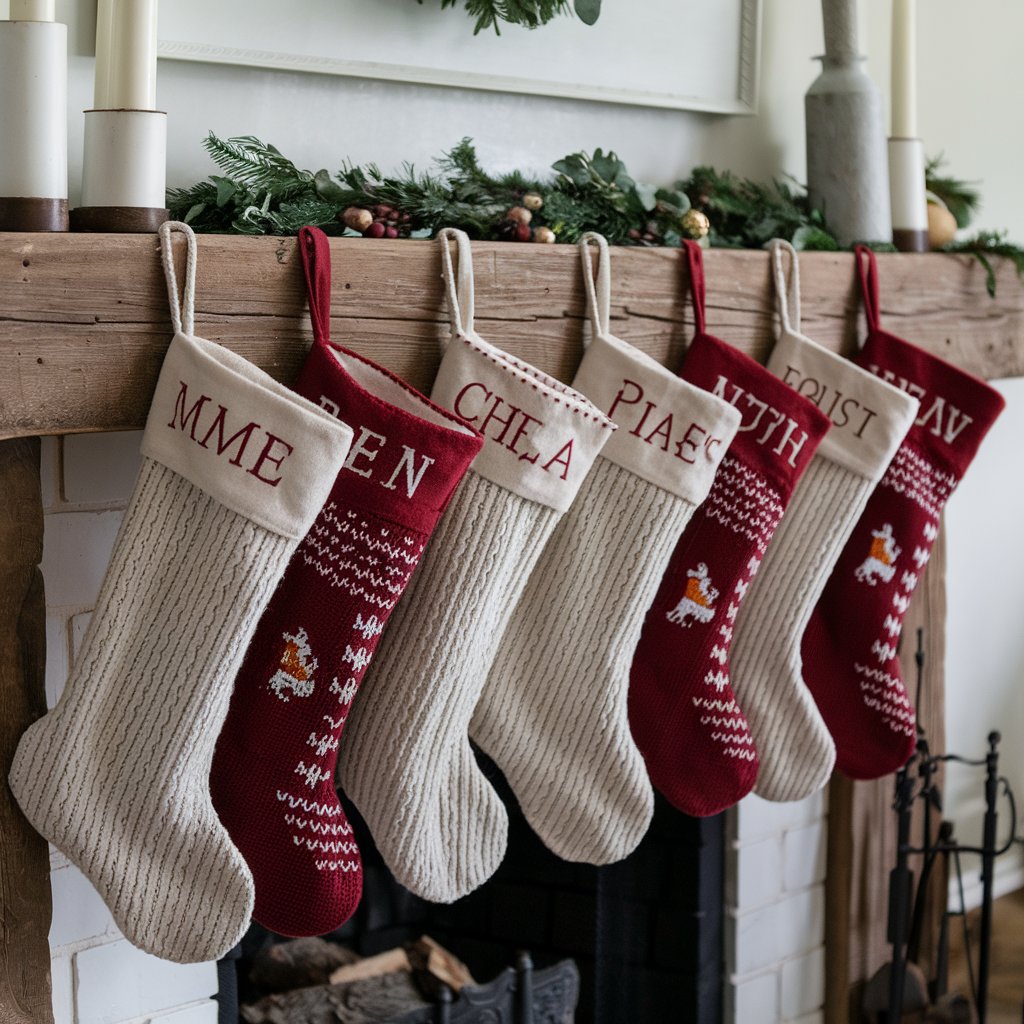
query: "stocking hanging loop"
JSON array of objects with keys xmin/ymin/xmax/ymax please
[
  {"xmin": 158, "ymin": 221, "xmax": 197, "ymax": 336},
  {"xmin": 854, "ymin": 243, "xmax": 882, "ymax": 334},
  {"xmin": 438, "ymin": 227, "xmax": 475, "ymax": 345},
  {"xmin": 298, "ymin": 226, "xmax": 334, "ymax": 348},
  {"xmin": 769, "ymin": 239, "xmax": 802, "ymax": 334},
  {"xmin": 683, "ymin": 240, "xmax": 707, "ymax": 338},
  {"xmin": 578, "ymin": 232, "xmax": 611, "ymax": 343}
]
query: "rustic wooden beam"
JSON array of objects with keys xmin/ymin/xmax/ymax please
[
  {"xmin": 0, "ymin": 438, "xmax": 53, "ymax": 1024},
  {"xmin": 2, "ymin": 233, "xmax": 1023, "ymax": 440}
]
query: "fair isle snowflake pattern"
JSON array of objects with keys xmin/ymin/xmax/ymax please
[
  {"xmin": 281, "ymin": 505, "xmax": 425, "ymax": 874},
  {"xmin": 852, "ymin": 512, "xmax": 939, "ymax": 741},
  {"xmin": 268, "ymin": 628, "xmax": 318, "ymax": 702},
  {"xmin": 878, "ymin": 444, "xmax": 957, "ymax": 521},
  {"xmin": 703, "ymin": 457, "xmax": 785, "ymax": 554},
  {"xmin": 689, "ymin": 552, "xmax": 760, "ymax": 763}
]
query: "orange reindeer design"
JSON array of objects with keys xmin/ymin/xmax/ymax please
[
  {"xmin": 269, "ymin": 628, "xmax": 318, "ymax": 701},
  {"xmin": 854, "ymin": 523, "xmax": 901, "ymax": 586},
  {"xmin": 667, "ymin": 563, "xmax": 719, "ymax": 627}
]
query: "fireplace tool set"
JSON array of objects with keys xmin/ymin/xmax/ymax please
[{"xmin": 878, "ymin": 630, "xmax": 1019, "ymax": 1023}]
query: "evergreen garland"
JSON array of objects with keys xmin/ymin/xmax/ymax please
[
  {"xmin": 166, "ymin": 133, "xmax": 1024, "ymax": 294},
  {"xmin": 416, "ymin": 0, "xmax": 600, "ymax": 34}
]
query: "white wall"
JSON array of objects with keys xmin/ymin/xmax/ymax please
[{"xmin": 8, "ymin": 0, "xmax": 1023, "ymax": 1020}]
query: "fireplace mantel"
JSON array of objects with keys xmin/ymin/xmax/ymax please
[{"xmin": 2, "ymin": 232, "xmax": 1022, "ymax": 1023}]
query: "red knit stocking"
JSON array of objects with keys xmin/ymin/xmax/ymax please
[
  {"xmin": 210, "ymin": 227, "xmax": 481, "ymax": 936},
  {"xmin": 801, "ymin": 246, "xmax": 1004, "ymax": 779},
  {"xmin": 628, "ymin": 242, "xmax": 831, "ymax": 817}
]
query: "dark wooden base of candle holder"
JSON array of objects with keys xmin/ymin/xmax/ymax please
[
  {"xmin": 70, "ymin": 205, "xmax": 170, "ymax": 233},
  {"xmin": 893, "ymin": 228, "xmax": 929, "ymax": 253},
  {"xmin": 0, "ymin": 197, "xmax": 69, "ymax": 232}
]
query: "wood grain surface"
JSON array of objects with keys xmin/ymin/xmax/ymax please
[
  {"xmin": 0, "ymin": 439, "xmax": 53, "ymax": 1024},
  {"xmin": 2, "ymin": 233, "xmax": 1023, "ymax": 439}
]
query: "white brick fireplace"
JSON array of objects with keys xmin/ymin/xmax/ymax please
[{"xmin": 41, "ymin": 431, "xmax": 827, "ymax": 1024}]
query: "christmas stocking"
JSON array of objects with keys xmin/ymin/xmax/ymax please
[
  {"xmin": 337, "ymin": 229, "xmax": 613, "ymax": 902},
  {"xmin": 628, "ymin": 241, "xmax": 832, "ymax": 817},
  {"xmin": 8, "ymin": 222, "xmax": 353, "ymax": 963},
  {"xmin": 469, "ymin": 233, "xmax": 741, "ymax": 864},
  {"xmin": 209, "ymin": 227, "xmax": 483, "ymax": 937},
  {"xmin": 801, "ymin": 245, "xmax": 1005, "ymax": 779},
  {"xmin": 730, "ymin": 241, "xmax": 919, "ymax": 802}
]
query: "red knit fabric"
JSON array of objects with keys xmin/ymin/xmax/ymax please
[
  {"xmin": 801, "ymin": 246, "xmax": 1005, "ymax": 780},
  {"xmin": 210, "ymin": 227, "xmax": 482, "ymax": 936},
  {"xmin": 628, "ymin": 242, "xmax": 831, "ymax": 817}
]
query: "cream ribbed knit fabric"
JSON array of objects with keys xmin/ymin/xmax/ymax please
[
  {"xmin": 9, "ymin": 223, "xmax": 353, "ymax": 963},
  {"xmin": 337, "ymin": 229, "xmax": 613, "ymax": 902},
  {"xmin": 730, "ymin": 241, "xmax": 919, "ymax": 803},
  {"xmin": 470, "ymin": 234, "xmax": 740, "ymax": 863},
  {"xmin": 340, "ymin": 471, "xmax": 558, "ymax": 900}
]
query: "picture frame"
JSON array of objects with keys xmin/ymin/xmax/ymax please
[{"xmin": 156, "ymin": 0, "xmax": 763, "ymax": 115}]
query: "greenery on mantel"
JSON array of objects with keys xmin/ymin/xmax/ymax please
[
  {"xmin": 166, "ymin": 134, "xmax": 1024, "ymax": 294},
  {"xmin": 417, "ymin": 0, "xmax": 601, "ymax": 34}
]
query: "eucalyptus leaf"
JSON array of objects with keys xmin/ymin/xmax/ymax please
[
  {"xmin": 635, "ymin": 182, "xmax": 659, "ymax": 213},
  {"xmin": 211, "ymin": 175, "xmax": 237, "ymax": 208},
  {"xmin": 574, "ymin": 0, "xmax": 601, "ymax": 25},
  {"xmin": 552, "ymin": 156, "xmax": 589, "ymax": 186},
  {"xmin": 314, "ymin": 169, "xmax": 345, "ymax": 203},
  {"xmin": 792, "ymin": 224, "xmax": 839, "ymax": 251}
]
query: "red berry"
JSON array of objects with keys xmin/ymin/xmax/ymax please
[{"xmin": 364, "ymin": 222, "xmax": 386, "ymax": 239}]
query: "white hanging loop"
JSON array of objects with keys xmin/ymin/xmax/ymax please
[
  {"xmin": 769, "ymin": 238, "xmax": 801, "ymax": 334},
  {"xmin": 578, "ymin": 231, "xmax": 611, "ymax": 344},
  {"xmin": 437, "ymin": 227, "xmax": 476, "ymax": 345},
  {"xmin": 158, "ymin": 220, "xmax": 197, "ymax": 336}
]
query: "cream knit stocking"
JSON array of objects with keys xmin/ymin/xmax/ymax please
[
  {"xmin": 337, "ymin": 229, "xmax": 613, "ymax": 901},
  {"xmin": 9, "ymin": 223, "xmax": 353, "ymax": 962},
  {"xmin": 731, "ymin": 241, "xmax": 918, "ymax": 802},
  {"xmin": 470, "ymin": 234, "xmax": 741, "ymax": 862}
]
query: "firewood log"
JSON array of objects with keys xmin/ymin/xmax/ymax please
[{"xmin": 249, "ymin": 937, "xmax": 361, "ymax": 993}]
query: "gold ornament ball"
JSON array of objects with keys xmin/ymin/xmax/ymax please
[
  {"xmin": 533, "ymin": 226, "xmax": 556, "ymax": 244},
  {"xmin": 681, "ymin": 208, "xmax": 710, "ymax": 239},
  {"xmin": 523, "ymin": 192, "xmax": 544, "ymax": 212},
  {"xmin": 342, "ymin": 206, "xmax": 373, "ymax": 233},
  {"xmin": 927, "ymin": 202, "xmax": 958, "ymax": 249}
]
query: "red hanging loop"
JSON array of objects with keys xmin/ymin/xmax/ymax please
[
  {"xmin": 683, "ymin": 240, "xmax": 707, "ymax": 337},
  {"xmin": 853, "ymin": 243, "xmax": 882, "ymax": 333},
  {"xmin": 298, "ymin": 225, "xmax": 333, "ymax": 347}
]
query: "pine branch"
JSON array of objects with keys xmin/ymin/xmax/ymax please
[
  {"xmin": 203, "ymin": 134, "xmax": 313, "ymax": 198},
  {"xmin": 428, "ymin": 0, "xmax": 573, "ymax": 33},
  {"xmin": 943, "ymin": 230, "xmax": 1024, "ymax": 297}
]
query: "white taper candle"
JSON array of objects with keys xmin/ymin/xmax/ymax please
[
  {"xmin": 93, "ymin": 0, "xmax": 158, "ymax": 110},
  {"xmin": 891, "ymin": 0, "xmax": 917, "ymax": 138},
  {"xmin": 10, "ymin": 0, "xmax": 56, "ymax": 20}
]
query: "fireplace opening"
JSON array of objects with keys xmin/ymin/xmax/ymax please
[{"xmin": 222, "ymin": 756, "xmax": 725, "ymax": 1023}]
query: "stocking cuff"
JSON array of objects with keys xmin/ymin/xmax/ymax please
[
  {"xmin": 769, "ymin": 328, "xmax": 919, "ymax": 481},
  {"xmin": 681, "ymin": 332, "xmax": 832, "ymax": 495},
  {"xmin": 572, "ymin": 331, "xmax": 741, "ymax": 504},
  {"xmin": 431, "ymin": 333, "xmax": 615, "ymax": 512},
  {"xmin": 857, "ymin": 329, "xmax": 1006, "ymax": 474},
  {"xmin": 295, "ymin": 339, "xmax": 483, "ymax": 532},
  {"xmin": 142, "ymin": 332, "xmax": 354, "ymax": 540}
]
